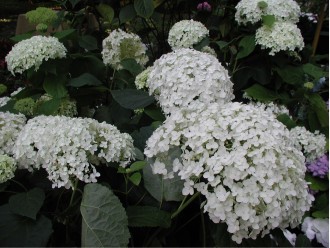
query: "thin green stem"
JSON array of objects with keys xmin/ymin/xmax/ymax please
[
  {"xmin": 69, "ymin": 178, "xmax": 79, "ymax": 206},
  {"xmin": 171, "ymin": 191, "xmax": 201, "ymax": 219},
  {"xmin": 200, "ymin": 196, "xmax": 206, "ymax": 247}
]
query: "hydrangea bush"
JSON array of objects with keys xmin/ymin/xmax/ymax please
[{"xmin": 0, "ymin": 0, "xmax": 328, "ymax": 247}]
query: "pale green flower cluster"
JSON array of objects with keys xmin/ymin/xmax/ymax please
[
  {"xmin": 168, "ymin": 20, "xmax": 209, "ymax": 50},
  {"xmin": 26, "ymin": 7, "xmax": 58, "ymax": 26},
  {"xmin": 134, "ymin": 67, "xmax": 152, "ymax": 90},
  {"xmin": 0, "ymin": 154, "xmax": 16, "ymax": 183},
  {"xmin": 36, "ymin": 94, "xmax": 78, "ymax": 117},
  {"xmin": 14, "ymin": 97, "xmax": 36, "ymax": 116},
  {"xmin": 255, "ymin": 22, "xmax": 304, "ymax": 55},
  {"xmin": 5, "ymin": 36, "xmax": 67, "ymax": 75},
  {"xmin": 102, "ymin": 29, "xmax": 149, "ymax": 70}
]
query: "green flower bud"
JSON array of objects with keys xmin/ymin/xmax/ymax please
[{"xmin": 14, "ymin": 97, "xmax": 36, "ymax": 116}]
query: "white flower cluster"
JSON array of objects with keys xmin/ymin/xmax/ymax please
[
  {"xmin": 146, "ymin": 48, "xmax": 234, "ymax": 114},
  {"xmin": 102, "ymin": 29, "xmax": 149, "ymax": 70},
  {"xmin": 235, "ymin": 0, "xmax": 301, "ymax": 25},
  {"xmin": 14, "ymin": 115, "xmax": 135, "ymax": 188},
  {"xmin": 0, "ymin": 97, "xmax": 10, "ymax": 107},
  {"xmin": 168, "ymin": 20, "xmax": 209, "ymax": 50},
  {"xmin": 289, "ymin": 126, "xmax": 327, "ymax": 162},
  {"xmin": 302, "ymin": 217, "xmax": 329, "ymax": 248},
  {"xmin": 135, "ymin": 67, "xmax": 152, "ymax": 90},
  {"xmin": 0, "ymin": 154, "xmax": 16, "ymax": 183},
  {"xmin": 145, "ymin": 102, "xmax": 313, "ymax": 243},
  {"xmin": 5, "ymin": 36, "xmax": 67, "ymax": 75},
  {"xmin": 249, "ymin": 101, "xmax": 290, "ymax": 117},
  {"xmin": 255, "ymin": 21, "xmax": 304, "ymax": 55},
  {"xmin": 0, "ymin": 112, "xmax": 27, "ymax": 156}
]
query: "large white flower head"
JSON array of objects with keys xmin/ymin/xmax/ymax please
[
  {"xmin": 14, "ymin": 115, "xmax": 135, "ymax": 188},
  {"xmin": 289, "ymin": 126, "xmax": 327, "ymax": 162},
  {"xmin": 0, "ymin": 112, "xmax": 26, "ymax": 156},
  {"xmin": 235, "ymin": 0, "xmax": 301, "ymax": 25},
  {"xmin": 0, "ymin": 154, "xmax": 16, "ymax": 183},
  {"xmin": 146, "ymin": 48, "xmax": 234, "ymax": 114},
  {"xmin": 249, "ymin": 101, "xmax": 290, "ymax": 117},
  {"xmin": 5, "ymin": 36, "xmax": 67, "ymax": 75},
  {"xmin": 168, "ymin": 20, "xmax": 209, "ymax": 50},
  {"xmin": 102, "ymin": 29, "xmax": 149, "ymax": 70},
  {"xmin": 144, "ymin": 102, "xmax": 313, "ymax": 244},
  {"xmin": 255, "ymin": 22, "xmax": 304, "ymax": 56}
]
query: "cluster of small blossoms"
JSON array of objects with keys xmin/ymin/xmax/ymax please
[
  {"xmin": 168, "ymin": 20, "xmax": 209, "ymax": 50},
  {"xmin": 235, "ymin": 0, "xmax": 301, "ymax": 25},
  {"xmin": 35, "ymin": 94, "xmax": 78, "ymax": 117},
  {"xmin": 0, "ymin": 97, "xmax": 10, "ymax": 107},
  {"xmin": 14, "ymin": 97, "xmax": 36, "ymax": 116},
  {"xmin": 289, "ymin": 126, "xmax": 327, "ymax": 162},
  {"xmin": 26, "ymin": 7, "xmax": 58, "ymax": 26},
  {"xmin": 0, "ymin": 112, "xmax": 27, "ymax": 156},
  {"xmin": 306, "ymin": 154, "xmax": 329, "ymax": 178},
  {"xmin": 5, "ymin": 36, "xmax": 67, "ymax": 75},
  {"xmin": 255, "ymin": 21, "xmax": 304, "ymax": 55},
  {"xmin": 145, "ymin": 102, "xmax": 313, "ymax": 243},
  {"xmin": 102, "ymin": 29, "xmax": 148, "ymax": 70},
  {"xmin": 300, "ymin": 12, "xmax": 318, "ymax": 23},
  {"xmin": 302, "ymin": 217, "xmax": 329, "ymax": 247},
  {"xmin": 146, "ymin": 48, "xmax": 234, "ymax": 114},
  {"xmin": 14, "ymin": 115, "xmax": 135, "ymax": 188},
  {"xmin": 0, "ymin": 154, "xmax": 16, "ymax": 183},
  {"xmin": 134, "ymin": 67, "xmax": 152, "ymax": 90},
  {"xmin": 201, "ymin": 46, "xmax": 217, "ymax": 57},
  {"xmin": 249, "ymin": 101, "xmax": 290, "ymax": 117}
]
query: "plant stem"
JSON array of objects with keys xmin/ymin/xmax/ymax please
[
  {"xmin": 200, "ymin": 196, "xmax": 206, "ymax": 247},
  {"xmin": 171, "ymin": 191, "xmax": 200, "ymax": 219},
  {"xmin": 69, "ymin": 178, "xmax": 79, "ymax": 206}
]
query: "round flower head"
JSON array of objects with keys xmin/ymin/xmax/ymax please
[
  {"xmin": 306, "ymin": 154, "xmax": 329, "ymax": 178},
  {"xmin": 14, "ymin": 115, "xmax": 135, "ymax": 188},
  {"xmin": 102, "ymin": 29, "xmax": 148, "ymax": 70},
  {"xmin": 145, "ymin": 102, "xmax": 313, "ymax": 243},
  {"xmin": 255, "ymin": 22, "xmax": 304, "ymax": 56},
  {"xmin": 146, "ymin": 48, "xmax": 234, "ymax": 114},
  {"xmin": 135, "ymin": 67, "xmax": 152, "ymax": 90},
  {"xmin": 5, "ymin": 36, "xmax": 67, "ymax": 75},
  {"xmin": 0, "ymin": 154, "xmax": 16, "ymax": 183},
  {"xmin": 14, "ymin": 97, "xmax": 36, "ymax": 116},
  {"xmin": 289, "ymin": 126, "xmax": 327, "ymax": 162},
  {"xmin": 235, "ymin": 0, "xmax": 301, "ymax": 25},
  {"xmin": 0, "ymin": 112, "xmax": 26, "ymax": 156},
  {"xmin": 168, "ymin": 20, "xmax": 209, "ymax": 50},
  {"xmin": 26, "ymin": 7, "xmax": 58, "ymax": 26}
]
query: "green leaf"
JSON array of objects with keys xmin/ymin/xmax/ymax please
[
  {"xmin": 277, "ymin": 114, "xmax": 296, "ymax": 129},
  {"xmin": 53, "ymin": 29, "xmax": 76, "ymax": 41},
  {"xmin": 134, "ymin": 148, "xmax": 144, "ymax": 161},
  {"xmin": 127, "ymin": 161, "xmax": 147, "ymax": 173},
  {"xmin": 295, "ymin": 234, "xmax": 311, "ymax": 247},
  {"xmin": 129, "ymin": 172, "xmax": 142, "ymax": 186},
  {"xmin": 193, "ymin": 37, "xmax": 210, "ymax": 51},
  {"xmin": 244, "ymin": 84, "xmax": 278, "ymax": 102},
  {"xmin": 216, "ymin": 40, "xmax": 229, "ymax": 50},
  {"xmin": 111, "ymin": 89, "xmax": 155, "ymax": 109},
  {"xmin": 78, "ymin": 35, "xmax": 98, "ymax": 51},
  {"xmin": 143, "ymin": 147, "xmax": 184, "ymax": 202},
  {"xmin": 80, "ymin": 184, "xmax": 130, "ymax": 247},
  {"xmin": 68, "ymin": 73, "xmax": 103, "ymax": 87},
  {"xmin": 302, "ymin": 63, "xmax": 327, "ymax": 80},
  {"xmin": 121, "ymin": 58, "xmax": 144, "ymax": 76},
  {"xmin": 35, "ymin": 98, "xmax": 62, "ymax": 115},
  {"xmin": 69, "ymin": 0, "xmax": 81, "ymax": 8},
  {"xmin": 131, "ymin": 125, "xmax": 155, "ymax": 151},
  {"xmin": 70, "ymin": 54, "xmax": 105, "ymax": 78},
  {"xmin": 262, "ymin": 15, "xmax": 276, "ymax": 28},
  {"xmin": 307, "ymin": 94, "xmax": 329, "ymax": 127},
  {"xmin": 96, "ymin": 3, "xmax": 114, "ymax": 23},
  {"xmin": 8, "ymin": 188, "xmax": 45, "ymax": 220},
  {"xmin": 236, "ymin": 35, "xmax": 255, "ymax": 60},
  {"xmin": 0, "ymin": 204, "xmax": 52, "ymax": 246},
  {"xmin": 305, "ymin": 174, "xmax": 328, "ymax": 191},
  {"xmin": 275, "ymin": 66, "xmax": 304, "ymax": 85},
  {"xmin": 43, "ymin": 74, "xmax": 68, "ymax": 98},
  {"xmin": 126, "ymin": 206, "xmax": 171, "ymax": 228},
  {"xmin": 10, "ymin": 32, "xmax": 34, "ymax": 43},
  {"xmin": 134, "ymin": 0, "xmax": 154, "ymax": 18},
  {"xmin": 312, "ymin": 210, "xmax": 329, "ymax": 218},
  {"xmin": 144, "ymin": 108, "xmax": 166, "ymax": 121},
  {"xmin": 119, "ymin": 4, "xmax": 136, "ymax": 23}
]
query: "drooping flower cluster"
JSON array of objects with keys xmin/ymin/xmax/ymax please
[
  {"xmin": 0, "ymin": 112, "xmax": 27, "ymax": 156},
  {"xmin": 306, "ymin": 154, "xmax": 329, "ymax": 178},
  {"xmin": 168, "ymin": 20, "xmax": 209, "ymax": 50},
  {"xmin": 289, "ymin": 126, "xmax": 327, "ymax": 162},
  {"xmin": 0, "ymin": 154, "xmax": 16, "ymax": 183},
  {"xmin": 14, "ymin": 115, "xmax": 135, "ymax": 188},
  {"xmin": 255, "ymin": 21, "xmax": 304, "ymax": 55},
  {"xmin": 145, "ymin": 102, "xmax": 313, "ymax": 243},
  {"xmin": 102, "ymin": 29, "xmax": 148, "ymax": 70},
  {"xmin": 235, "ymin": 0, "xmax": 301, "ymax": 25},
  {"xmin": 146, "ymin": 48, "xmax": 234, "ymax": 114},
  {"xmin": 5, "ymin": 36, "xmax": 67, "ymax": 75}
]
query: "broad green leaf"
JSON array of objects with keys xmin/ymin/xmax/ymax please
[
  {"xmin": 262, "ymin": 15, "xmax": 275, "ymax": 28},
  {"xmin": 69, "ymin": 0, "xmax": 80, "ymax": 8},
  {"xmin": 143, "ymin": 147, "xmax": 184, "ymax": 202},
  {"xmin": 127, "ymin": 161, "xmax": 147, "ymax": 173},
  {"xmin": 305, "ymin": 174, "xmax": 328, "ymax": 191},
  {"xmin": 53, "ymin": 29, "xmax": 76, "ymax": 41},
  {"xmin": 96, "ymin": 3, "xmax": 114, "ymax": 23},
  {"xmin": 295, "ymin": 234, "xmax": 311, "ymax": 247},
  {"xmin": 78, "ymin": 35, "xmax": 98, "ymax": 51},
  {"xmin": 131, "ymin": 125, "xmax": 156, "ymax": 151},
  {"xmin": 216, "ymin": 40, "xmax": 229, "ymax": 50},
  {"xmin": 134, "ymin": 147, "xmax": 144, "ymax": 161},
  {"xmin": 129, "ymin": 172, "xmax": 142, "ymax": 186},
  {"xmin": 70, "ymin": 54, "xmax": 105, "ymax": 79},
  {"xmin": 134, "ymin": 0, "xmax": 154, "ymax": 18},
  {"xmin": 126, "ymin": 206, "xmax": 171, "ymax": 228},
  {"xmin": 277, "ymin": 114, "xmax": 296, "ymax": 130},
  {"xmin": 35, "ymin": 98, "xmax": 62, "ymax": 115},
  {"xmin": 119, "ymin": 4, "xmax": 136, "ymax": 23},
  {"xmin": 111, "ymin": 89, "xmax": 155, "ymax": 109},
  {"xmin": 275, "ymin": 66, "xmax": 304, "ymax": 85},
  {"xmin": 68, "ymin": 73, "xmax": 103, "ymax": 87},
  {"xmin": 0, "ymin": 204, "xmax": 52, "ymax": 246},
  {"xmin": 236, "ymin": 35, "xmax": 255, "ymax": 60},
  {"xmin": 307, "ymin": 94, "xmax": 329, "ymax": 127},
  {"xmin": 121, "ymin": 58, "xmax": 144, "ymax": 76},
  {"xmin": 303, "ymin": 63, "xmax": 327, "ymax": 80},
  {"xmin": 43, "ymin": 74, "xmax": 68, "ymax": 98},
  {"xmin": 144, "ymin": 108, "xmax": 165, "ymax": 121},
  {"xmin": 10, "ymin": 32, "xmax": 34, "ymax": 43},
  {"xmin": 314, "ymin": 193, "xmax": 329, "ymax": 211},
  {"xmin": 9, "ymin": 188, "xmax": 45, "ymax": 220},
  {"xmin": 81, "ymin": 184, "xmax": 130, "ymax": 247},
  {"xmin": 193, "ymin": 37, "xmax": 210, "ymax": 51},
  {"xmin": 244, "ymin": 84, "xmax": 278, "ymax": 102},
  {"xmin": 312, "ymin": 210, "xmax": 329, "ymax": 218}
]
